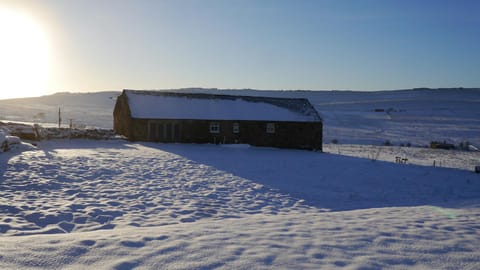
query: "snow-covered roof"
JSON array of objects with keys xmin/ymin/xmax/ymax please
[{"xmin": 123, "ymin": 90, "xmax": 321, "ymax": 122}]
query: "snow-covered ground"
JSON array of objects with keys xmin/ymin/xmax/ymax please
[
  {"xmin": 1, "ymin": 140, "xmax": 479, "ymax": 269},
  {"xmin": 1, "ymin": 88, "xmax": 479, "ymax": 269}
]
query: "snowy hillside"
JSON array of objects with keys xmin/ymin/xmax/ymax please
[
  {"xmin": 0, "ymin": 91, "xmax": 119, "ymax": 129},
  {"xmin": 1, "ymin": 140, "xmax": 479, "ymax": 269},
  {"xmin": 0, "ymin": 88, "xmax": 479, "ymax": 146}
]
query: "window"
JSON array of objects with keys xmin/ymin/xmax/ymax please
[
  {"xmin": 233, "ymin": 123, "xmax": 239, "ymax": 134},
  {"xmin": 209, "ymin": 122, "xmax": 220, "ymax": 133},
  {"xmin": 266, "ymin": 123, "xmax": 275, "ymax": 133}
]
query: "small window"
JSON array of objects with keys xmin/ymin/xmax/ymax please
[
  {"xmin": 266, "ymin": 123, "xmax": 275, "ymax": 133},
  {"xmin": 209, "ymin": 122, "xmax": 220, "ymax": 133},
  {"xmin": 233, "ymin": 123, "xmax": 240, "ymax": 134}
]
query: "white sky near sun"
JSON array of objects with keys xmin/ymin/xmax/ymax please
[
  {"xmin": 0, "ymin": 7, "xmax": 50, "ymax": 99},
  {"xmin": 0, "ymin": 0, "xmax": 478, "ymax": 100}
]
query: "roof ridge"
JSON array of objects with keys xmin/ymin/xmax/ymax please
[{"xmin": 123, "ymin": 89, "xmax": 309, "ymax": 101}]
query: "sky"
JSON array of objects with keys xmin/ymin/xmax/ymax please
[{"xmin": 0, "ymin": 0, "xmax": 479, "ymax": 99}]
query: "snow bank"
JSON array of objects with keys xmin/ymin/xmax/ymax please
[
  {"xmin": 469, "ymin": 144, "xmax": 479, "ymax": 151},
  {"xmin": 5, "ymin": 135, "xmax": 20, "ymax": 145},
  {"xmin": 0, "ymin": 129, "xmax": 20, "ymax": 152}
]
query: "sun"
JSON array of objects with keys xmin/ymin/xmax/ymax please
[{"xmin": 0, "ymin": 7, "xmax": 49, "ymax": 100}]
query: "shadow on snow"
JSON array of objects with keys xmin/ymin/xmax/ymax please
[{"xmin": 153, "ymin": 143, "xmax": 480, "ymax": 212}]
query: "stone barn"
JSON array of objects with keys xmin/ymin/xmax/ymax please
[{"xmin": 114, "ymin": 90, "xmax": 323, "ymax": 150}]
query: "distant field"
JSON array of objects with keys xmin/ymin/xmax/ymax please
[{"xmin": 323, "ymin": 144, "xmax": 480, "ymax": 172}]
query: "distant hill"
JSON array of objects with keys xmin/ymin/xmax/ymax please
[
  {"xmin": 0, "ymin": 91, "xmax": 120, "ymax": 129},
  {"xmin": 1, "ymin": 88, "xmax": 479, "ymax": 146}
]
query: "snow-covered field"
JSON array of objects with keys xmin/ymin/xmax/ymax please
[
  {"xmin": 1, "ymin": 88, "xmax": 480, "ymax": 269},
  {"xmin": 1, "ymin": 139, "xmax": 480, "ymax": 269},
  {"xmin": 323, "ymin": 144, "xmax": 480, "ymax": 171}
]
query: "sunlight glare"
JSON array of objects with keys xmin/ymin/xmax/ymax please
[{"xmin": 0, "ymin": 7, "xmax": 49, "ymax": 99}]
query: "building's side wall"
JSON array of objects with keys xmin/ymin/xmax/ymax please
[
  {"xmin": 139, "ymin": 119, "xmax": 322, "ymax": 151},
  {"xmin": 113, "ymin": 93, "xmax": 134, "ymax": 139},
  {"xmin": 131, "ymin": 119, "xmax": 149, "ymax": 141},
  {"xmin": 237, "ymin": 120, "xmax": 322, "ymax": 151}
]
